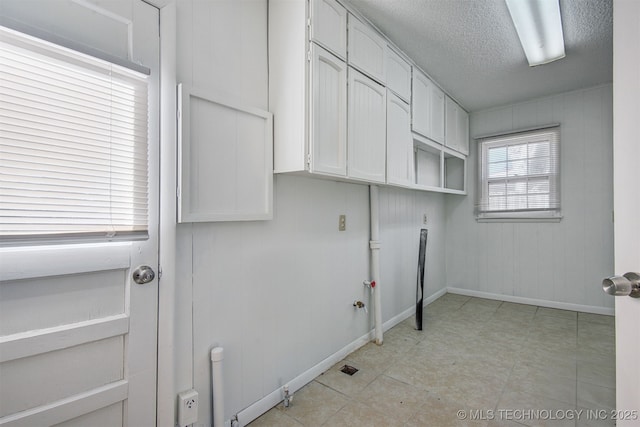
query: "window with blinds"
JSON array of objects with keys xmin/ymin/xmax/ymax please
[
  {"xmin": 476, "ymin": 126, "xmax": 560, "ymax": 220},
  {"xmin": 0, "ymin": 26, "xmax": 149, "ymax": 245}
]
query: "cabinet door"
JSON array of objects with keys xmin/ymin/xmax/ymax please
[
  {"xmin": 386, "ymin": 91, "xmax": 414, "ymax": 186},
  {"xmin": 386, "ymin": 48, "xmax": 411, "ymax": 102},
  {"xmin": 310, "ymin": 44, "xmax": 347, "ymax": 176},
  {"xmin": 445, "ymin": 96, "xmax": 469, "ymax": 155},
  {"xmin": 430, "ymin": 84, "xmax": 445, "ymax": 144},
  {"xmin": 348, "ymin": 14, "xmax": 386, "ymax": 84},
  {"xmin": 412, "ymin": 69, "xmax": 431, "ymax": 138},
  {"xmin": 348, "ymin": 67, "xmax": 386, "ymax": 183},
  {"xmin": 456, "ymin": 105, "xmax": 469, "ymax": 155},
  {"xmin": 310, "ymin": 0, "xmax": 347, "ymax": 60}
]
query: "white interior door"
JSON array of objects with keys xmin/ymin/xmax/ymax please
[
  {"xmin": 612, "ymin": 1, "xmax": 640, "ymax": 425},
  {"xmin": 0, "ymin": 1, "xmax": 159, "ymax": 426}
]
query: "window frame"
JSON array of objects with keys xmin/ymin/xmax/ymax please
[{"xmin": 476, "ymin": 126, "xmax": 562, "ymax": 222}]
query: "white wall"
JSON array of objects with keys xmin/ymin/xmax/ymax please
[
  {"xmin": 445, "ymin": 85, "xmax": 614, "ymax": 311},
  {"xmin": 174, "ymin": 1, "xmax": 447, "ymax": 424}
]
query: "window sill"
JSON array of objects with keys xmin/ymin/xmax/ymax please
[{"xmin": 476, "ymin": 213, "xmax": 563, "ymax": 223}]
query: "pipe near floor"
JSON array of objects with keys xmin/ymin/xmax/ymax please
[
  {"xmin": 211, "ymin": 347, "xmax": 225, "ymax": 427},
  {"xmin": 370, "ymin": 185, "xmax": 383, "ymax": 345}
]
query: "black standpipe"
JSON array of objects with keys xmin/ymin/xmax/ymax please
[{"xmin": 415, "ymin": 228, "xmax": 428, "ymax": 330}]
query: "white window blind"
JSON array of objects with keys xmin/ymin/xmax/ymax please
[
  {"xmin": 0, "ymin": 26, "xmax": 149, "ymax": 245},
  {"xmin": 476, "ymin": 126, "xmax": 560, "ymax": 219}
]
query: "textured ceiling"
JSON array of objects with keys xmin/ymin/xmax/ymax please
[{"xmin": 345, "ymin": 0, "xmax": 613, "ymax": 112}]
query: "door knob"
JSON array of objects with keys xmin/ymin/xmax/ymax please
[
  {"xmin": 602, "ymin": 272, "xmax": 640, "ymax": 298},
  {"xmin": 132, "ymin": 265, "xmax": 155, "ymax": 285}
]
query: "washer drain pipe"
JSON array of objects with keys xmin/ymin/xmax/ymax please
[{"xmin": 370, "ymin": 185, "xmax": 383, "ymax": 345}]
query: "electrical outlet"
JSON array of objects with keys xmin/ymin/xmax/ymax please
[
  {"xmin": 423, "ymin": 214, "xmax": 428, "ymax": 225},
  {"xmin": 339, "ymin": 214, "xmax": 346, "ymax": 231},
  {"xmin": 178, "ymin": 389, "xmax": 199, "ymax": 427}
]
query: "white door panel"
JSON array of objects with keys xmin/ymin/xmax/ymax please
[
  {"xmin": 348, "ymin": 67, "xmax": 386, "ymax": 183},
  {"xmin": 310, "ymin": 0, "xmax": 346, "ymax": 60},
  {"xmin": 0, "ymin": 1, "xmax": 159, "ymax": 426},
  {"xmin": 348, "ymin": 14, "xmax": 386, "ymax": 84},
  {"xmin": 310, "ymin": 43, "xmax": 347, "ymax": 177},
  {"xmin": 386, "ymin": 91, "xmax": 413, "ymax": 186},
  {"xmin": 612, "ymin": 2, "xmax": 640, "ymax": 425}
]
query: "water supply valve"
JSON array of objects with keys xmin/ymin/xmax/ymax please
[
  {"xmin": 363, "ymin": 280, "xmax": 376, "ymax": 289},
  {"xmin": 353, "ymin": 300, "xmax": 368, "ymax": 313}
]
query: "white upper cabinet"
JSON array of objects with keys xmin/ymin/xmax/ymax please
[
  {"xmin": 310, "ymin": 44, "xmax": 347, "ymax": 176},
  {"xmin": 385, "ymin": 48, "xmax": 411, "ymax": 103},
  {"xmin": 310, "ymin": 0, "xmax": 347, "ymax": 60},
  {"xmin": 411, "ymin": 68, "xmax": 445, "ymax": 144},
  {"xmin": 445, "ymin": 96, "xmax": 469, "ymax": 155},
  {"xmin": 348, "ymin": 14, "xmax": 386, "ymax": 84},
  {"xmin": 348, "ymin": 67, "xmax": 386, "ymax": 183},
  {"xmin": 386, "ymin": 91, "xmax": 414, "ymax": 187}
]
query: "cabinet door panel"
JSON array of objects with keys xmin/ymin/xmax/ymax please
[
  {"xmin": 386, "ymin": 91, "xmax": 414, "ymax": 186},
  {"xmin": 310, "ymin": 0, "xmax": 347, "ymax": 59},
  {"xmin": 430, "ymin": 85, "xmax": 445, "ymax": 144},
  {"xmin": 310, "ymin": 44, "xmax": 347, "ymax": 176},
  {"xmin": 412, "ymin": 69, "xmax": 431, "ymax": 138},
  {"xmin": 348, "ymin": 68, "xmax": 386, "ymax": 183},
  {"xmin": 386, "ymin": 48, "xmax": 411, "ymax": 102},
  {"xmin": 348, "ymin": 14, "xmax": 386, "ymax": 84},
  {"xmin": 445, "ymin": 96, "xmax": 469, "ymax": 155}
]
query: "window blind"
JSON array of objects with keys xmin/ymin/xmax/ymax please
[
  {"xmin": 476, "ymin": 127, "xmax": 560, "ymax": 218},
  {"xmin": 0, "ymin": 26, "xmax": 149, "ymax": 245}
]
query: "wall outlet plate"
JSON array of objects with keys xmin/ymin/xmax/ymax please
[
  {"xmin": 178, "ymin": 389, "xmax": 199, "ymax": 426},
  {"xmin": 339, "ymin": 214, "xmax": 346, "ymax": 231}
]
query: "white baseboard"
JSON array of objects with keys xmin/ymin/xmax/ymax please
[
  {"xmin": 446, "ymin": 287, "xmax": 615, "ymax": 316},
  {"xmin": 234, "ymin": 287, "xmax": 448, "ymax": 426}
]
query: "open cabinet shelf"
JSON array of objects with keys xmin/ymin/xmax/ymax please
[{"xmin": 413, "ymin": 132, "xmax": 466, "ymax": 195}]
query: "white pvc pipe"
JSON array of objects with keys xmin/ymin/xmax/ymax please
[
  {"xmin": 211, "ymin": 347, "xmax": 225, "ymax": 427},
  {"xmin": 369, "ymin": 185, "xmax": 383, "ymax": 345}
]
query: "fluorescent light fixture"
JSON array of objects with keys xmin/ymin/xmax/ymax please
[{"xmin": 505, "ymin": 0, "xmax": 565, "ymax": 66}]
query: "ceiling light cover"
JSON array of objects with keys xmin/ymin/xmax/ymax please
[{"xmin": 505, "ymin": 0, "xmax": 566, "ymax": 66}]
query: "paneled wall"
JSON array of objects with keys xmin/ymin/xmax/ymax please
[
  {"xmin": 445, "ymin": 85, "xmax": 614, "ymax": 311},
  {"xmin": 174, "ymin": 1, "xmax": 447, "ymax": 424}
]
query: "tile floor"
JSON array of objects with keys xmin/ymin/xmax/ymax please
[{"xmin": 248, "ymin": 294, "xmax": 616, "ymax": 427}]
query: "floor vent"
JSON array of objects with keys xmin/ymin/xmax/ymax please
[{"xmin": 340, "ymin": 365, "xmax": 358, "ymax": 376}]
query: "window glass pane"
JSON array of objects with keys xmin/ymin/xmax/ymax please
[
  {"xmin": 488, "ymin": 181, "xmax": 506, "ymax": 196},
  {"xmin": 489, "ymin": 196, "xmax": 506, "ymax": 210},
  {"xmin": 528, "ymin": 157, "xmax": 550, "ymax": 175},
  {"xmin": 488, "ymin": 162, "xmax": 507, "ymax": 178},
  {"xmin": 507, "ymin": 143, "xmax": 527, "ymax": 160},
  {"xmin": 507, "ymin": 159, "xmax": 527, "ymax": 177},
  {"xmin": 528, "ymin": 194, "xmax": 550, "ymax": 208},
  {"xmin": 506, "ymin": 181, "xmax": 527, "ymax": 195},
  {"xmin": 488, "ymin": 146, "xmax": 507, "ymax": 163},
  {"xmin": 528, "ymin": 177, "xmax": 549, "ymax": 194},
  {"xmin": 528, "ymin": 141, "xmax": 550, "ymax": 158},
  {"xmin": 506, "ymin": 195, "xmax": 527, "ymax": 210}
]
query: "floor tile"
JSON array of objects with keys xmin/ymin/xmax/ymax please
[
  {"xmin": 536, "ymin": 307, "xmax": 578, "ymax": 320},
  {"xmin": 275, "ymin": 381, "xmax": 347, "ymax": 426},
  {"xmin": 354, "ymin": 375, "xmax": 429, "ymax": 423},
  {"xmin": 322, "ymin": 400, "xmax": 399, "ymax": 427},
  {"xmin": 576, "ymin": 382, "xmax": 615, "ymax": 411},
  {"xmin": 248, "ymin": 408, "xmax": 303, "ymax": 426},
  {"xmin": 406, "ymin": 395, "xmax": 489, "ymax": 427},
  {"xmin": 577, "ymin": 313, "xmax": 614, "ymax": 327}
]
